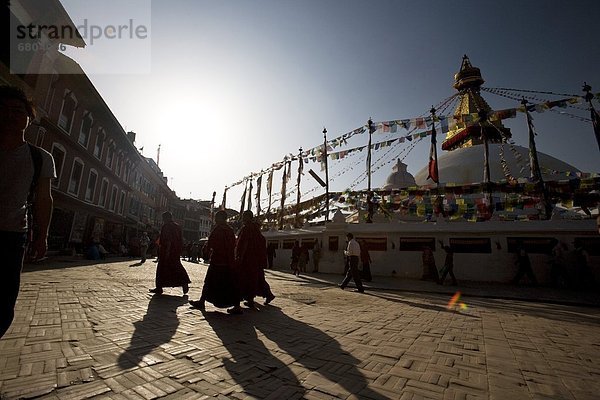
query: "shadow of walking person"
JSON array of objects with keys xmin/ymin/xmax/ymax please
[
  {"xmin": 117, "ymin": 294, "xmax": 187, "ymax": 370},
  {"xmin": 204, "ymin": 311, "xmax": 305, "ymax": 399},
  {"xmin": 253, "ymin": 306, "xmax": 391, "ymax": 399}
]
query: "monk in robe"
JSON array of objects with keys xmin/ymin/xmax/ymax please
[
  {"xmin": 189, "ymin": 210, "xmax": 242, "ymax": 314},
  {"xmin": 149, "ymin": 211, "xmax": 191, "ymax": 295},
  {"xmin": 236, "ymin": 210, "xmax": 275, "ymax": 307}
]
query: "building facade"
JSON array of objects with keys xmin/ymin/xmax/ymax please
[{"xmin": 2, "ymin": 0, "xmax": 211, "ymax": 254}]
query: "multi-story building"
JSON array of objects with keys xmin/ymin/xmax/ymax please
[{"xmin": 2, "ymin": 0, "xmax": 212, "ymax": 254}]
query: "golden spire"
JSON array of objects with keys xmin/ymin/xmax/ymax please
[{"xmin": 442, "ymin": 55, "xmax": 511, "ymax": 151}]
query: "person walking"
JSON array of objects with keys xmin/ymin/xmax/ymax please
[
  {"xmin": 236, "ymin": 210, "xmax": 275, "ymax": 308},
  {"xmin": 339, "ymin": 233, "xmax": 365, "ymax": 293},
  {"xmin": 267, "ymin": 242, "xmax": 276, "ymax": 270},
  {"xmin": 149, "ymin": 211, "xmax": 191, "ymax": 295},
  {"xmin": 511, "ymin": 241, "xmax": 537, "ymax": 286},
  {"xmin": 572, "ymin": 239, "xmax": 594, "ymax": 290},
  {"xmin": 0, "ymin": 86, "xmax": 55, "ymax": 338},
  {"xmin": 437, "ymin": 240, "xmax": 457, "ymax": 286},
  {"xmin": 190, "ymin": 210, "xmax": 242, "ymax": 313},
  {"xmin": 139, "ymin": 232, "xmax": 150, "ymax": 263},
  {"xmin": 290, "ymin": 241, "xmax": 301, "ymax": 276},
  {"xmin": 549, "ymin": 239, "xmax": 569, "ymax": 288},
  {"xmin": 421, "ymin": 246, "xmax": 438, "ymax": 282},
  {"xmin": 312, "ymin": 239, "xmax": 321, "ymax": 272},
  {"xmin": 359, "ymin": 240, "xmax": 372, "ymax": 282},
  {"xmin": 298, "ymin": 242, "xmax": 309, "ymax": 273}
]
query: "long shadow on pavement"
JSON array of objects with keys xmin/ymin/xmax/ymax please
[
  {"xmin": 465, "ymin": 297, "xmax": 600, "ymax": 325},
  {"xmin": 205, "ymin": 306, "xmax": 392, "ymax": 399},
  {"xmin": 117, "ymin": 294, "xmax": 187, "ymax": 369},
  {"xmin": 205, "ymin": 311, "xmax": 305, "ymax": 399},
  {"xmin": 253, "ymin": 306, "xmax": 391, "ymax": 399}
]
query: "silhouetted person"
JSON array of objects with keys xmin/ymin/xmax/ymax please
[
  {"xmin": 0, "ymin": 86, "xmax": 55, "ymax": 338},
  {"xmin": 267, "ymin": 242, "xmax": 276, "ymax": 269},
  {"xmin": 421, "ymin": 245, "xmax": 438, "ymax": 282},
  {"xmin": 139, "ymin": 231, "xmax": 150, "ymax": 263},
  {"xmin": 549, "ymin": 239, "xmax": 569, "ymax": 288},
  {"xmin": 190, "ymin": 210, "xmax": 241, "ymax": 313},
  {"xmin": 290, "ymin": 241, "xmax": 301, "ymax": 276},
  {"xmin": 572, "ymin": 239, "xmax": 594, "ymax": 290},
  {"xmin": 236, "ymin": 210, "xmax": 274, "ymax": 308},
  {"xmin": 438, "ymin": 240, "xmax": 457, "ymax": 286},
  {"xmin": 150, "ymin": 211, "xmax": 190, "ymax": 295},
  {"xmin": 511, "ymin": 241, "xmax": 537, "ymax": 286},
  {"xmin": 312, "ymin": 239, "xmax": 321, "ymax": 272},
  {"xmin": 298, "ymin": 242, "xmax": 309, "ymax": 273}
]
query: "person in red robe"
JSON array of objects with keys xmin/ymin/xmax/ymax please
[
  {"xmin": 189, "ymin": 210, "xmax": 242, "ymax": 314},
  {"xmin": 149, "ymin": 211, "xmax": 191, "ymax": 295},
  {"xmin": 236, "ymin": 210, "xmax": 275, "ymax": 307}
]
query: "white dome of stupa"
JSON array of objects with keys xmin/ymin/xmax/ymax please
[
  {"xmin": 383, "ymin": 159, "xmax": 416, "ymax": 190},
  {"xmin": 414, "ymin": 143, "xmax": 580, "ymax": 186}
]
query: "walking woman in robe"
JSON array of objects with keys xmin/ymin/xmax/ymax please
[
  {"xmin": 149, "ymin": 211, "xmax": 191, "ymax": 295},
  {"xmin": 190, "ymin": 210, "xmax": 242, "ymax": 313}
]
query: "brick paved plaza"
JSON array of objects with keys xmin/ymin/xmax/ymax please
[{"xmin": 1, "ymin": 259, "xmax": 599, "ymax": 400}]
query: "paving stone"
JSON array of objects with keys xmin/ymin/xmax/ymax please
[{"xmin": 1, "ymin": 260, "xmax": 600, "ymax": 399}]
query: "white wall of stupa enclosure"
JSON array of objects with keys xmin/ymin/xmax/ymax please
[{"xmin": 263, "ymin": 217, "xmax": 599, "ymax": 284}]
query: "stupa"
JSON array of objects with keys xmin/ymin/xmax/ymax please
[
  {"xmin": 414, "ymin": 56, "xmax": 580, "ymax": 185},
  {"xmin": 382, "ymin": 159, "xmax": 416, "ymax": 190}
]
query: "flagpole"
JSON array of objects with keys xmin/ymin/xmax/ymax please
[
  {"xmin": 221, "ymin": 187, "xmax": 227, "ymax": 210},
  {"xmin": 295, "ymin": 148, "xmax": 303, "ymax": 227},
  {"xmin": 239, "ymin": 179, "xmax": 247, "ymax": 225},
  {"xmin": 367, "ymin": 118, "xmax": 374, "ymax": 192},
  {"xmin": 323, "ymin": 127, "xmax": 330, "ymax": 222},
  {"xmin": 583, "ymin": 82, "xmax": 600, "ymax": 152},
  {"xmin": 266, "ymin": 170, "xmax": 273, "ymax": 222},
  {"xmin": 210, "ymin": 191, "xmax": 216, "ymax": 226},
  {"xmin": 429, "ymin": 106, "xmax": 440, "ymax": 187},
  {"xmin": 367, "ymin": 118, "xmax": 375, "ymax": 223},
  {"xmin": 476, "ymin": 105, "xmax": 493, "ymax": 215},
  {"xmin": 278, "ymin": 160, "xmax": 288, "ymax": 230},
  {"xmin": 247, "ymin": 179, "xmax": 253, "ymax": 212},
  {"xmin": 521, "ymin": 98, "xmax": 552, "ymax": 219}
]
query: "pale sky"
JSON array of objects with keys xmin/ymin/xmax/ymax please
[{"xmin": 60, "ymin": 0, "xmax": 600, "ymax": 209}]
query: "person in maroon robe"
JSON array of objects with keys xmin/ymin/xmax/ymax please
[
  {"xmin": 236, "ymin": 210, "xmax": 275, "ymax": 307},
  {"xmin": 189, "ymin": 210, "xmax": 242, "ymax": 314},
  {"xmin": 149, "ymin": 211, "xmax": 191, "ymax": 295}
]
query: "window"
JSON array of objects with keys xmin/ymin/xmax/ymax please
[
  {"xmin": 58, "ymin": 90, "xmax": 77, "ymax": 132},
  {"xmin": 85, "ymin": 169, "xmax": 98, "ymax": 202},
  {"xmin": 99, "ymin": 179, "xmax": 109, "ymax": 207},
  {"xmin": 118, "ymin": 191, "xmax": 126, "ymax": 215},
  {"xmin": 51, "ymin": 143, "xmax": 66, "ymax": 187},
  {"xmin": 78, "ymin": 112, "xmax": 93, "ymax": 148},
  {"xmin": 109, "ymin": 185, "xmax": 118, "ymax": 211},
  {"xmin": 116, "ymin": 154, "xmax": 123, "ymax": 177},
  {"xmin": 68, "ymin": 158, "xmax": 84, "ymax": 196},
  {"xmin": 93, "ymin": 128, "xmax": 105, "ymax": 159},
  {"xmin": 123, "ymin": 161, "xmax": 130, "ymax": 183},
  {"xmin": 106, "ymin": 145, "xmax": 114, "ymax": 169}
]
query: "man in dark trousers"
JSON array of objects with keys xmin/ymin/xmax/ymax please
[
  {"xmin": 511, "ymin": 240, "xmax": 537, "ymax": 286},
  {"xmin": 0, "ymin": 86, "xmax": 55, "ymax": 338},
  {"xmin": 339, "ymin": 233, "xmax": 365, "ymax": 293},
  {"xmin": 437, "ymin": 240, "xmax": 457, "ymax": 286}
]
